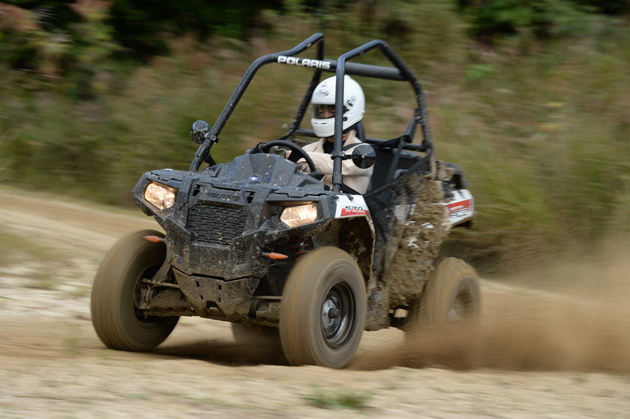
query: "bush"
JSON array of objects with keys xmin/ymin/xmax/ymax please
[{"xmin": 459, "ymin": 0, "xmax": 593, "ymax": 40}]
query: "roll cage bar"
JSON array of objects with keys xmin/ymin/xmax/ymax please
[{"xmin": 190, "ymin": 32, "xmax": 434, "ymax": 193}]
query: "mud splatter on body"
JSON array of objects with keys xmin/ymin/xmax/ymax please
[{"xmin": 384, "ymin": 180, "xmax": 449, "ymax": 307}]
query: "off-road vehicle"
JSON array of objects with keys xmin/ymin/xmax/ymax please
[{"xmin": 91, "ymin": 33, "xmax": 480, "ymax": 369}]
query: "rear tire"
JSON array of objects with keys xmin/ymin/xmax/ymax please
[
  {"xmin": 91, "ymin": 230, "xmax": 178, "ymax": 352},
  {"xmin": 280, "ymin": 247, "xmax": 366, "ymax": 369},
  {"xmin": 405, "ymin": 257, "xmax": 480, "ymax": 335}
]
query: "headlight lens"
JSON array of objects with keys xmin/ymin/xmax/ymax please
[
  {"xmin": 280, "ymin": 203, "xmax": 318, "ymax": 228},
  {"xmin": 144, "ymin": 182, "xmax": 177, "ymax": 210}
]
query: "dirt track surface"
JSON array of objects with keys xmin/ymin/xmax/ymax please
[{"xmin": 1, "ymin": 188, "xmax": 630, "ymax": 418}]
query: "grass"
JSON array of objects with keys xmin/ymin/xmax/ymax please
[
  {"xmin": 24, "ymin": 280, "xmax": 58, "ymax": 291},
  {"xmin": 0, "ymin": 230, "xmax": 72, "ymax": 289},
  {"xmin": 0, "ymin": 130, "xmax": 14, "ymax": 182},
  {"xmin": 62, "ymin": 323, "xmax": 83, "ymax": 356},
  {"xmin": 303, "ymin": 389, "xmax": 373, "ymax": 410},
  {"xmin": 0, "ymin": 230, "xmax": 68, "ymax": 266},
  {"xmin": 0, "ymin": 231, "xmax": 34, "ymax": 267},
  {"xmin": 157, "ymin": 390, "xmax": 238, "ymax": 408},
  {"xmin": 0, "ymin": 230, "xmax": 86, "ymax": 293},
  {"xmin": 572, "ymin": 374, "xmax": 589, "ymax": 385}
]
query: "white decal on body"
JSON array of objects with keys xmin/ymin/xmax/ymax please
[
  {"xmin": 396, "ymin": 190, "xmax": 474, "ymax": 226},
  {"xmin": 334, "ymin": 195, "xmax": 370, "ymax": 219},
  {"xmin": 443, "ymin": 189, "xmax": 474, "ymax": 225}
]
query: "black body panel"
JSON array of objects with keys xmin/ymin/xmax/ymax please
[{"xmin": 133, "ymin": 154, "xmax": 337, "ymax": 285}]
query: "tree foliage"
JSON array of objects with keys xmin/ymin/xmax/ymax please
[
  {"xmin": 458, "ymin": 0, "xmax": 628, "ymax": 40},
  {"xmin": 109, "ymin": 0, "xmax": 284, "ymax": 58},
  {"xmin": 1, "ymin": 0, "xmax": 628, "ymax": 76}
]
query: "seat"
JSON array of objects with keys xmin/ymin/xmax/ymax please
[{"xmin": 366, "ymin": 136, "xmax": 406, "ymax": 192}]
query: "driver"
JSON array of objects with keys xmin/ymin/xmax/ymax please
[{"xmin": 299, "ymin": 75, "xmax": 373, "ymax": 194}]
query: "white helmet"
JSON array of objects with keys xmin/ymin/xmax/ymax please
[{"xmin": 311, "ymin": 75, "xmax": 365, "ymax": 138}]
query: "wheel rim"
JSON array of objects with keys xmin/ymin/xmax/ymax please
[
  {"xmin": 321, "ymin": 280, "xmax": 356, "ymax": 348},
  {"xmin": 132, "ymin": 265, "xmax": 161, "ymax": 328},
  {"xmin": 447, "ymin": 280, "xmax": 474, "ymax": 324}
]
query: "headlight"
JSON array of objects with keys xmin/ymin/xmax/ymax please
[
  {"xmin": 144, "ymin": 182, "xmax": 177, "ymax": 210},
  {"xmin": 280, "ymin": 203, "xmax": 318, "ymax": 228}
]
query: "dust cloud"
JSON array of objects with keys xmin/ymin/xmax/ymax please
[{"xmin": 350, "ymin": 241, "xmax": 630, "ymax": 373}]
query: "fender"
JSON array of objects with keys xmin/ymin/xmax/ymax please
[{"xmin": 444, "ymin": 189, "xmax": 474, "ymax": 226}]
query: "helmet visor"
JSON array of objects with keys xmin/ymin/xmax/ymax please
[{"xmin": 313, "ymin": 104, "xmax": 348, "ymax": 119}]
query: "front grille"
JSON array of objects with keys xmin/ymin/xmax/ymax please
[{"xmin": 188, "ymin": 203, "xmax": 248, "ymax": 247}]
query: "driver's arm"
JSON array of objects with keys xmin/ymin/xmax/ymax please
[
  {"xmin": 300, "ymin": 137, "xmax": 372, "ymax": 176},
  {"xmin": 301, "ymin": 148, "xmax": 372, "ymax": 177}
]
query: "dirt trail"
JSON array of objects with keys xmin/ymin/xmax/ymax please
[{"xmin": 1, "ymin": 187, "xmax": 630, "ymax": 418}]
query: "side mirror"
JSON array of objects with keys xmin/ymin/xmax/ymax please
[
  {"xmin": 190, "ymin": 120, "xmax": 210, "ymax": 144},
  {"xmin": 351, "ymin": 144, "xmax": 376, "ymax": 169}
]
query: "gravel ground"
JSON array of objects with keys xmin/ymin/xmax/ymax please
[{"xmin": 1, "ymin": 188, "xmax": 629, "ymax": 418}]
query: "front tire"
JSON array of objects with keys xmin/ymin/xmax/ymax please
[
  {"xmin": 280, "ymin": 247, "xmax": 366, "ymax": 369},
  {"xmin": 91, "ymin": 229, "xmax": 178, "ymax": 352}
]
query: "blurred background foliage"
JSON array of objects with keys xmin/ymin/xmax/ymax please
[{"xmin": 1, "ymin": 0, "xmax": 629, "ymax": 272}]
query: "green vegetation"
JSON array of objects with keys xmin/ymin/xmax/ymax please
[
  {"xmin": 0, "ymin": 229, "xmax": 72, "ymax": 288},
  {"xmin": 1, "ymin": 0, "xmax": 629, "ymax": 271},
  {"xmin": 0, "ymin": 230, "xmax": 56, "ymax": 266},
  {"xmin": 304, "ymin": 388, "xmax": 373, "ymax": 410},
  {"xmin": 62, "ymin": 323, "xmax": 83, "ymax": 356}
]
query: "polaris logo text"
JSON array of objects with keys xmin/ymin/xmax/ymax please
[{"xmin": 277, "ymin": 56, "xmax": 331, "ymax": 69}]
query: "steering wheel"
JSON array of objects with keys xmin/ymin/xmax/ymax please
[{"xmin": 260, "ymin": 140, "xmax": 317, "ymax": 174}]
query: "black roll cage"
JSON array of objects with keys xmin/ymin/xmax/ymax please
[{"xmin": 190, "ymin": 32, "xmax": 434, "ymax": 193}]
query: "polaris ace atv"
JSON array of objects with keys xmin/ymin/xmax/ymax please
[{"xmin": 91, "ymin": 33, "xmax": 479, "ymax": 369}]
